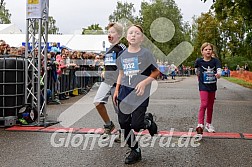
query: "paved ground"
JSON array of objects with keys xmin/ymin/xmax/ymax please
[{"xmin": 1, "ymin": 76, "xmax": 252, "ymax": 167}]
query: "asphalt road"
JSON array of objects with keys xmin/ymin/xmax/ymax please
[{"xmin": 1, "ymin": 76, "xmax": 252, "ymax": 167}]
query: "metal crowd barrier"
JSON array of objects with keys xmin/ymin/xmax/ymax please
[
  {"xmin": 0, "ymin": 55, "xmax": 101, "ymax": 126},
  {"xmin": 47, "ymin": 63, "xmax": 100, "ymax": 102}
]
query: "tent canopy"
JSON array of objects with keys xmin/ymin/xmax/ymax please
[
  {"xmin": 0, "ymin": 34, "xmax": 110, "ymax": 52},
  {"xmin": 0, "ymin": 24, "xmax": 22, "ymax": 34}
]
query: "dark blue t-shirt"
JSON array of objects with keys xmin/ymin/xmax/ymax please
[
  {"xmin": 117, "ymin": 47, "xmax": 158, "ymax": 107},
  {"xmin": 104, "ymin": 43, "xmax": 126, "ymax": 85},
  {"xmin": 195, "ymin": 57, "xmax": 221, "ymax": 92}
]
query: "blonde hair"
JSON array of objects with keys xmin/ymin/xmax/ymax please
[
  {"xmin": 200, "ymin": 42, "xmax": 214, "ymax": 52},
  {"xmin": 212, "ymin": 50, "xmax": 218, "ymax": 58},
  {"xmin": 107, "ymin": 22, "xmax": 123, "ymax": 37}
]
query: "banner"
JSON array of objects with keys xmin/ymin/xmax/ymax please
[
  {"xmin": 26, "ymin": 0, "xmax": 49, "ymax": 20},
  {"xmin": 22, "ymin": 42, "xmax": 60, "ymax": 51}
]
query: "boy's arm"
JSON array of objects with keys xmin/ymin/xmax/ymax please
[
  {"xmin": 142, "ymin": 68, "xmax": 160, "ymax": 85},
  {"xmin": 115, "ymin": 70, "xmax": 123, "ymax": 92},
  {"xmin": 135, "ymin": 68, "xmax": 160, "ymax": 96},
  {"xmin": 113, "ymin": 70, "xmax": 123, "ymax": 105}
]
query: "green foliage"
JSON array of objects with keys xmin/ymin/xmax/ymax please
[
  {"xmin": 82, "ymin": 24, "xmax": 104, "ymax": 35},
  {"xmin": 198, "ymin": 0, "xmax": 252, "ymax": 68},
  {"xmin": 212, "ymin": 0, "xmax": 252, "ymax": 30},
  {"xmin": 223, "ymin": 56, "xmax": 250, "ymax": 70},
  {"xmin": 109, "ymin": 1, "xmax": 136, "ymax": 23},
  {"xmin": 190, "ymin": 12, "xmax": 222, "ymax": 61},
  {"xmin": 108, "ymin": 2, "xmax": 138, "ymax": 47},
  {"xmin": 139, "ymin": 0, "xmax": 187, "ymax": 62},
  {"xmin": 192, "ymin": 0, "xmax": 252, "ymax": 67},
  {"xmin": 106, "ymin": 0, "xmax": 252, "ymax": 67},
  {"xmin": 34, "ymin": 16, "xmax": 60, "ymax": 34},
  {"xmin": 0, "ymin": 0, "xmax": 11, "ymax": 24},
  {"xmin": 48, "ymin": 16, "xmax": 59, "ymax": 34},
  {"xmin": 107, "ymin": 0, "xmax": 201, "ymax": 64}
]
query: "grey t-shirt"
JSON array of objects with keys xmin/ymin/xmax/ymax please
[{"xmin": 117, "ymin": 47, "xmax": 158, "ymax": 107}]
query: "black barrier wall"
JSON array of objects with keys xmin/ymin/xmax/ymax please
[{"xmin": 0, "ymin": 56, "xmax": 25, "ymax": 117}]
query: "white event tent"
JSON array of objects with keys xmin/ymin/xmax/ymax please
[
  {"xmin": 0, "ymin": 24, "xmax": 23, "ymax": 34},
  {"xmin": 0, "ymin": 33, "xmax": 110, "ymax": 52}
]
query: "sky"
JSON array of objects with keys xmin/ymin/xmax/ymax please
[{"xmin": 5, "ymin": 0, "xmax": 214, "ymax": 34}]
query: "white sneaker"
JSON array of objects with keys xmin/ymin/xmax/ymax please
[
  {"xmin": 205, "ymin": 123, "xmax": 215, "ymax": 133},
  {"xmin": 196, "ymin": 124, "xmax": 204, "ymax": 134}
]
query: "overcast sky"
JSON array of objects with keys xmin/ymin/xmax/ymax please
[{"xmin": 5, "ymin": 0, "xmax": 213, "ymax": 34}]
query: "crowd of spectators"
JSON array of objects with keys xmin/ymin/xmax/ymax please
[
  {"xmin": 236, "ymin": 63, "xmax": 250, "ymax": 73},
  {"xmin": 157, "ymin": 62, "xmax": 194, "ymax": 80},
  {"xmin": 0, "ymin": 40, "xmax": 105, "ymax": 105}
]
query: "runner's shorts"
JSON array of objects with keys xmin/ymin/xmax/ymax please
[{"xmin": 93, "ymin": 82, "xmax": 118, "ymax": 113}]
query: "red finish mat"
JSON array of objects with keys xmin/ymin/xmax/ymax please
[
  {"xmin": 5, "ymin": 126, "xmax": 252, "ymax": 140},
  {"xmin": 243, "ymin": 133, "xmax": 252, "ymax": 139}
]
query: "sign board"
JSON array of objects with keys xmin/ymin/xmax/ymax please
[{"xmin": 26, "ymin": 0, "xmax": 49, "ymax": 20}]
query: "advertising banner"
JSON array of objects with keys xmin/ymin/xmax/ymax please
[{"xmin": 26, "ymin": 0, "xmax": 49, "ymax": 20}]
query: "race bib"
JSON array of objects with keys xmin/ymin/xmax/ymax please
[
  {"xmin": 104, "ymin": 52, "xmax": 116, "ymax": 65},
  {"xmin": 203, "ymin": 71, "xmax": 216, "ymax": 84},
  {"xmin": 122, "ymin": 57, "xmax": 139, "ymax": 76}
]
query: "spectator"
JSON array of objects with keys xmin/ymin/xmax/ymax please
[
  {"xmin": 159, "ymin": 63, "xmax": 167, "ymax": 80},
  {"xmin": 170, "ymin": 62, "xmax": 177, "ymax": 80},
  {"xmin": 50, "ymin": 42, "xmax": 60, "ymax": 54},
  {"xmin": 20, "ymin": 46, "xmax": 26, "ymax": 56},
  {"xmin": 9, "ymin": 47, "xmax": 18, "ymax": 55},
  {"xmin": 236, "ymin": 65, "xmax": 240, "ymax": 73},
  {"xmin": 17, "ymin": 48, "xmax": 23, "ymax": 56},
  {"xmin": 244, "ymin": 63, "xmax": 249, "ymax": 71},
  {"xmin": 0, "ymin": 40, "xmax": 7, "ymax": 54}
]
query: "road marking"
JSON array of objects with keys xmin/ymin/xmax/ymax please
[
  {"xmin": 243, "ymin": 133, "xmax": 252, "ymax": 139},
  {"xmin": 5, "ymin": 126, "xmax": 252, "ymax": 140}
]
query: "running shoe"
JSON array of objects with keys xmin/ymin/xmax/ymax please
[
  {"xmin": 205, "ymin": 123, "xmax": 215, "ymax": 133},
  {"xmin": 125, "ymin": 148, "xmax": 142, "ymax": 164},
  {"xmin": 103, "ymin": 121, "xmax": 115, "ymax": 135},
  {"xmin": 114, "ymin": 129, "xmax": 122, "ymax": 143},
  {"xmin": 18, "ymin": 118, "xmax": 28, "ymax": 125},
  {"xmin": 196, "ymin": 124, "xmax": 204, "ymax": 134},
  {"xmin": 145, "ymin": 113, "xmax": 158, "ymax": 136}
]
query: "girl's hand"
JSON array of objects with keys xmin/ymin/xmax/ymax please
[
  {"xmin": 135, "ymin": 81, "xmax": 146, "ymax": 96},
  {"xmin": 101, "ymin": 71, "xmax": 105, "ymax": 79},
  {"xmin": 215, "ymin": 73, "xmax": 221, "ymax": 79},
  {"xmin": 113, "ymin": 91, "xmax": 119, "ymax": 106}
]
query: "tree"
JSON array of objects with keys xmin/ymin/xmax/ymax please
[
  {"xmin": 197, "ymin": 0, "xmax": 252, "ymax": 69},
  {"xmin": 202, "ymin": 0, "xmax": 252, "ymax": 30},
  {"xmin": 108, "ymin": 0, "xmax": 192, "ymax": 64},
  {"xmin": 182, "ymin": 21, "xmax": 193, "ymax": 45},
  {"xmin": 82, "ymin": 24, "xmax": 104, "ymax": 35},
  {"xmin": 244, "ymin": 32, "xmax": 252, "ymax": 60},
  {"xmin": 34, "ymin": 16, "xmax": 60, "ymax": 34},
  {"xmin": 48, "ymin": 16, "xmax": 59, "ymax": 34},
  {"xmin": 189, "ymin": 12, "xmax": 223, "ymax": 62},
  {"xmin": 0, "ymin": 0, "xmax": 11, "ymax": 24},
  {"xmin": 109, "ymin": 1, "xmax": 136, "ymax": 23},
  {"xmin": 140, "ymin": 0, "xmax": 186, "ymax": 62},
  {"xmin": 108, "ymin": 2, "xmax": 138, "ymax": 45}
]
